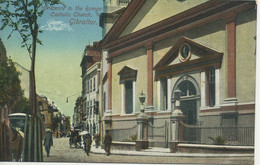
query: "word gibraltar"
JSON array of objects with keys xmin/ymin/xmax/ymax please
[{"xmin": 69, "ymin": 18, "xmax": 97, "ymax": 25}]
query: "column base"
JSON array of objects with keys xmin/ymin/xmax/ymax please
[
  {"xmin": 170, "ymin": 141, "xmax": 181, "ymax": 153},
  {"xmin": 145, "ymin": 106, "xmax": 154, "ymax": 111},
  {"xmin": 223, "ymin": 98, "xmax": 238, "ymax": 105},
  {"xmin": 135, "ymin": 140, "xmax": 149, "ymax": 151}
]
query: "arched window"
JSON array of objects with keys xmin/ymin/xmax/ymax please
[{"xmin": 178, "ymin": 80, "xmax": 196, "ymax": 97}]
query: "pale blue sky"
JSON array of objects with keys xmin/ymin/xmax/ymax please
[{"xmin": 0, "ymin": 0, "xmax": 103, "ymax": 118}]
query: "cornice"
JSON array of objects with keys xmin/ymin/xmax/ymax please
[
  {"xmin": 103, "ymin": 1, "xmax": 254, "ymax": 60},
  {"xmin": 223, "ymin": 11, "xmax": 238, "ymax": 24},
  {"xmin": 200, "ymin": 103, "xmax": 255, "ymax": 113}
]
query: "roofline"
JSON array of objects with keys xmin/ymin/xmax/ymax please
[
  {"xmin": 14, "ymin": 62, "xmax": 30, "ymax": 72},
  {"xmin": 101, "ymin": 1, "xmax": 255, "ymax": 61},
  {"xmin": 100, "ymin": 0, "xmax": 147, "ymax": 47}
]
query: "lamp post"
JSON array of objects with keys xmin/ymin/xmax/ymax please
[
  {"xmin": 170, "ymin": 89, "xmax": 184, "ymax": 153},
  {"xmin": 136, "ymin": 91, "xmax": 149, "ymax": 151}
]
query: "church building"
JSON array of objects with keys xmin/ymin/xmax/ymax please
[{"xmin": 100, "ymin": 0, "xmax": 256, "ymax": 146}]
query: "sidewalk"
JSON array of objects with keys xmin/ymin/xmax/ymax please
[{"xmin": 91, "ymin": 146, "xmax": 254, "ymax": 158}]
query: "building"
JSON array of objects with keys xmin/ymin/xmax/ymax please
[
  {"xmin": 62, "ymin": 115, "xmax": 71, "ymax": 136},
  {"xmin": 98, "ymin": 0, "xmax": 132, "ymax": 143},
  {"xmin": 80, "ymin": 42, "xmax": 101, "ymax": 135},
  {"xmin": 14, "ymin": 62, "xmax": 67, "ymax": 136},
  {"xmin": 99, "ymin": 0, "xmax": 256, "ymax": 146},
  {"xmin": 14, "ymin": 62, "xmax": 30, "ymax": 98},
  {"xmin": 73, "ymin": 96, "xmax": 84, "ymax": 130},
  {"xmin": 38, "ymin": 95, "xmax": 53, "ymax": 129},
  {"xmin": 37, "ymin": 95, "xmax": 60, "ymax": 131},
  {"xmin": 100, "ymin": 0, "xmax": 131, "ymax": 37}
]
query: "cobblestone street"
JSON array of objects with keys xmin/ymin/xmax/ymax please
[{"xmin": 42, "ymin": 138, "xmax": 254, "ymax": 164}]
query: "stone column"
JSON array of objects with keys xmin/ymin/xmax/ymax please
[
  {"xmin": 136, "ymin": 113, "xmax": 149, "ymax": 151},
  {"xmin": 146, "ymin": 43, "xmax": 154, "ymax": 110},
  {"xmin": 223, "ymin": 13, "xmax": 238, "ymax": 104},
  {"xmin": 170, "ymin": 90, "xmax": 184, "ymax": 153}
]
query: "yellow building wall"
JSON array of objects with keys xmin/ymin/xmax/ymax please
[
  {"xmin": 236, "ymin": 8, "xmax": 256, "ymax": 103},
  {"xmin": 120, "ymin": 0, "xmax": 208, "ymax": 37},
  {"xmin": 153, "ymin": 19, "xmax": 226, "ymax": 105},
  {"xmin": 112, "ymin": 47, "xmax": 147, "ymax": 114},
  {"xmin": 113, "ymin": 4, "xmax": 255, "ymax": 113},
  {"xmin": 38, "ymin": 96, "xmax": 52, "ymax": 129}
]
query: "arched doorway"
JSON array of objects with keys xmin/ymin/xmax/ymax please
[
  {"xmin": 171, "ymin": 76, "xmax": 200, "ymax": 142},
  {"xmin": 171, "ymin": 76, "xmax": 200, "ymax": 125}
]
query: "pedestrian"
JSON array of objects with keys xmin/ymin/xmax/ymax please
[
  {"xmin": 84, "ymin": 133, "xmax": 92, "ymax": 156},
  {"xmin": 94, "ymin": 133, "xmax": 100, "ymax": 148},
  {"xmin": 76, "ymin": 132, "xmax": 82, "ymax": 148},
  {"xmin": 58, "ymin": 129, "xmax": 61, "ymax": 138},
  {"xmin": 104, "ymin": 131, "xmax": 112, "ymax": 156},
  {"xmin": 69, "ymin": 129, "xmax": 75, "ymax": 148},
  {"xmin": 44, "ymin": 129, "xmax": 53, "ymax": 157}
]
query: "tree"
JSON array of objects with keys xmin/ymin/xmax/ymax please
[
  {"xmin": 13, "ymin": 97, "xmax": 30, "ymax": 114},
  {"xmin": 0, "ymin": 57, "xmax": 29, "ymax": 113},
  {"xmin": 0, "ymin": 0, "xmax": 63, "ymax": 161}
]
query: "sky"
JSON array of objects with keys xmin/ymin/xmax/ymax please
[{"xmin": 0, "ymin": 0, "xmax": 103, "ymax": 118}]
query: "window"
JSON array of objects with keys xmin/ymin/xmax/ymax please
[
  {"xmin": 87, "ymin": 81, "xmax": 89, "ymax": 93},
  {"xmin": 93, "ymin": 77, "xmax": 96, "ymax": 91},
  {"xmin": 208, "ymin": 67, "xmax": 215, "ymax": 107},
  {"xmin": 83, "ymin": 79, "xmax": 86, "ymax": 95},
  {"xmin": 160, "ymin": 78, "xmax": 168, "ymax": 110},
  {"xmin": 118, "ymin": 66, "xmax": 137, "ymax": 114},
  {"xmin": 178, "ymin": 80, "xmax": 196, "ymax": 97},
  {"xmin": 86, "ymin": 101, "xmax": 89, "ymax": 116},
  {"xmin": 103, "ymin": 92, "xmax": 106, "ymax": 112},
  {"xmin": 92, "ymin": 99, "xmax": 95, "ymax": 114},
  {"xmin": 125, "ymin": 80, "xmax": 133, "ymax": 114},
  {"xmin": 90, "ymin": 79, "xmax": 92, "ymax": 92},
  {"xmin": 90, "ymin": 100, "xmax": 92, "ymax": 115}
]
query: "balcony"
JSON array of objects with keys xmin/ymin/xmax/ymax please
[{"xmin": 119, "ymin": 0, "xmax": 131, "ymax": 5}]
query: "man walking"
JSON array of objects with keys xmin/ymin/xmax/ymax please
[
  {"xmin": 104, "ymin": 131, "xmax": 112, "ymax": 156},
  {"xmin": 44, "ymin": 129, "xmax": 53, "ymax": 157},
  {"xmin": 84, "ymin": 133, "xmax": 92, "ymax": 156}
]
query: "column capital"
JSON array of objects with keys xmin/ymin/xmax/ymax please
[
  {"xmin": 223, "ymin": 12, "xmax": 237, "ymax": 24},
  {"xmin": 145, "ymin": 42, "xmax": 153, "ymax": 50},
  {"xmin": 106, "ymin": 57, "xmax": 112, "ymax": 63}
]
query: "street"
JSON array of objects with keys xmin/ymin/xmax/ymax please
[{"xmin": 42, "ymin": 138, "xmax": 254, "ymax": 164}]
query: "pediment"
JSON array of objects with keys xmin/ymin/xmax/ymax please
[
  {"xmin": 154, "ymin": 37, "xmax": 223, "ymax": 80},
  {"xmin": 118, "ymin": 66, "xmax": 137, "ymax": 81},
  {"xmin": 119, "ymin": 0, "xmax": 208, "ymax": 38}
]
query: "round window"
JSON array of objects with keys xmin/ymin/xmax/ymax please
[{"xmin": 179, "ymin": 43, "xmax": 191, "ymax": 62}]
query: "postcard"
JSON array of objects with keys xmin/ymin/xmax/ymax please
[{"xmin": 0, "ymin": 0, "xmax": 258, "ymax": 164}]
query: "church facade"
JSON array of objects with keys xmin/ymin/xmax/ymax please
[{"xmin": 100, "ymin": 0, "xmax": 256, "ymax": 146}]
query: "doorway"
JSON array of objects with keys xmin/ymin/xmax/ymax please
[{"xmin": 172, "ymin": 77, "xmax": 200, "ymax": 142}]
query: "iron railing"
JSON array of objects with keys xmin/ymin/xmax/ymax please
[
  {"xmin": 110, "ymin": 124, "xmax": 138, "ymax": 141},
  {"xmin": 180, "ymin": 122, "xmax": 254, "ymax": 146},
  {"xmin": 148, "ymin": 121, "xmax": 168, "ymax": 147}
]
